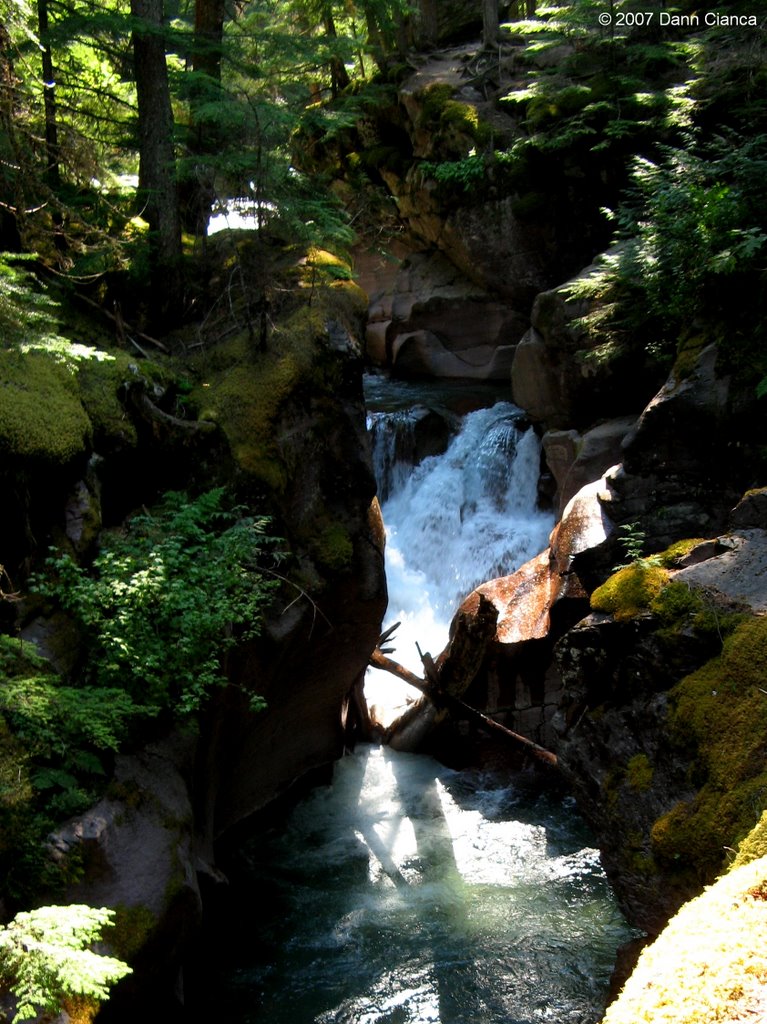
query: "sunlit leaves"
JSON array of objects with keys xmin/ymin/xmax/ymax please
[
  {"xmin": 36, "ymin": 488, "xmax": 279, "ymax": 716},
  {"xmin": 0, "ymin": 905, "xmax": 131, "ymax": 1024}
]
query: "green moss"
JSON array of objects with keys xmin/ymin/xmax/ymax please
[
  {"xmin": 673, "ymin": 332, "xmax": 708, "ymax": 380},
  {"xmin": 192, "ymin": 300, "xmax": 345, "ymax": 492},
  {"xmin": 626, "ymin": 753, "xmax": 654, "ymax": 791},
  {"xmin": 528, "ymin": 84, "xmax": 593, "ymax": 127},
  {"xmin": 603, "ymin": 856, "xmax": 767, "ymax": 1024},
  {"xmin": 104, "ymin": 903, "xmax": 157, "ymax": 962},
  {"xmin": 650, "ymin": 580, "xmax": 702, "ymax": 625},
  {"xmin": 0, "ymin": 348, "xmax": 91, "ymax": 463},
  {"xmin": 590, "ymin": 562, "xmax": 669, "ymax": 620},
  {"xmin": 419, "ymin": 83, "xmax": 454, "ymax": 123},
  {"xmin": 315, "ymin": 522, "xmax": 353, "ymax": 572},
  {"xmin": 75, "ymin": 350, "xmax": 157, "ymax": 448},
  {"xmin": 731, "ymin": 811, "xmax": 767, "ymax": 870},
  {"xmin": 651, "ymin": 617, "xmax": 767, "ymax": 880},
  {"xmin": 655, "ymin": 538, "xmax": 708, "ymax": 568}
]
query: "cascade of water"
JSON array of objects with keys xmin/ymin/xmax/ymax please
[
  {"xmin": 366, "ymin": 400, "xmax": 555, "ymax": 718},
  {"xmin": 367, "ymin": 409, "xmax": 425, "ymax": 503}
]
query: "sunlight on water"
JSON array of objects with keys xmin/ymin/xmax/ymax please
[{"xmin": 216, "ymin": 746, "xmax": 633, "ymax": 1024}]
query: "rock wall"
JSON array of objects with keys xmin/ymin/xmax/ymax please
[{"xmin": 2, "ymin": 283, "xmax": 387, "ymax": 1016}]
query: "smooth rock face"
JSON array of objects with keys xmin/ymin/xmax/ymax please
[
  {"xmin": 511, "ymin": 261, "xmax": 658, "ymax": 431},
  {"xmin": 363, "ymin": 249, "xmax": 522, "ymax": 380},
  {"xmin": 673, "ymin": 531, "xmax": 767, "ymax": 613},
  {"xmin": 51, "ymin": 735, "xmax": 202, "ymax": 1016},
  {"xmin": 543, "ymin": 417, "xmax": 637, "ymax": 515},
  {"xmin": 596, "ymin": 345, "xmax": 756, "ymax": 548}
]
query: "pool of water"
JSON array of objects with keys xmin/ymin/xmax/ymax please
[{"xmin": 201, "ymin": 746, "xmax": 633, "ymax": 1024}]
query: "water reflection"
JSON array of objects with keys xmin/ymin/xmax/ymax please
[{"xmin": 205, "ymin": 746, "xmax": 632, "ymax": 1024}]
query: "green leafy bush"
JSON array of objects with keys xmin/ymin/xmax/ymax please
[
  {"xmin": 35, "ymin": 488, "xmax": 279, "ymax": 716},
  {"xmin": 570, "ymin": 132, "xmax": 767, "ymax": 372},
  {"xmin": 0, "ymin": 905, "xmax": 131, "ymax": 1023}
]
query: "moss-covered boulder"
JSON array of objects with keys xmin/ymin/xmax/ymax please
[
  {"xmin": 556, "ymin": 530, "xmax": 767, "ymax": 933},
  {"xmin": 603, "ymin": 855, "xmax": 767, "ymax": 1024}
]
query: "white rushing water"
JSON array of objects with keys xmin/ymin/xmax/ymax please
[
  {"xmin": 365, "ymin": 399, "xmax": 555, "ymax": 722},
  {"xmin": 213, "ymin": 746, "xmax": 633, "ymax": 1024},
  {"xmin": 201, "ymin": 386, "xmax": 633, "ymax": 1024}
]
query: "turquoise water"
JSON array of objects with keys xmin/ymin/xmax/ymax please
[{"xmin": 207, "ymin": 746, "xmax": 633, "ymax": 1024}]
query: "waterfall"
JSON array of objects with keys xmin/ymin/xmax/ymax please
[{"xmin": 365, "ymin": 395, "xmax": 555, "ymax": 720}]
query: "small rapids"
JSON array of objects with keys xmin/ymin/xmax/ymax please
[
  {"xmin": 207, "ymin": 746, "xmax": 633, "ymax": 1024},
  {"xmin": 365, "ymin": 385, "xmax": 554, "ymax": 716},
  {"xmin": 196, "ymin": 380, "xmax": 633, "ymax": 1024}
]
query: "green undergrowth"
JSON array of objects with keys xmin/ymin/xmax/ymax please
[{"xmin": 1, "ymin": 488, "xmax": 279, "ymax": 905}]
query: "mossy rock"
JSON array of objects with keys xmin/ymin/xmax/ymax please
[
  {"xmin": 0, "ymin": 348, "xmax": 91, "ymax": 463},
  {"xmin": 651, "ymin": 617, "xmax": 767, "ymax": 879},
  {"xmin": 626, "ymin": 753, "xmax": 654, "ymax": 792},
  {"xmin": 590, "ymin": 562, "xmax": 669, "ymax": 620},
  {"xmin": 418, "ymin": 83, "xmax": 455, "ymax": 124},
  {"xmin": 314, "ymin": 522, "xmax": 354, "ymax": 573},
  {"xmin": 76, "ymin": 350, "xmax": 144, "ymax": 449},
  {"xmin": 602, "ymin": 856, "xmax": 767, "ymax": 1024},
  {"xmin": 105, "ymin": 903, "xmax": 158, "ymax": 962},
  {"xmin": 192, "ymin": 297, "xmax": 350, "ymax": 493},
  {"xmin": 732, "ymin": 811, "xmax": 767, "ymax": 869}
]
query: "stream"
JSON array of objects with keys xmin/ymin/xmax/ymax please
[{"xmin": 201, "ymin": 378, "xmax": 634, "ymax": 1024}]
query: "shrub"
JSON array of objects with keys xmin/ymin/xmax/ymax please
[
  {"xmin": 0, "ymin": 905, "xmax": 131, "ymax": 1023},
  {"xmin": 34, "ymin": 488, "xmax": 279, "ymax": 716}
]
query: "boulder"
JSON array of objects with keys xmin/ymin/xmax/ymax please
[
  {"xmin": 600, "ymin": 345, "xmax": 761, "ymax": 549},
  {"xmin": 49, "ymin": 734, "xmax": 202, "ymax": 1018},
  {"xmin": 554, "ymin": 527, "xmax": 767, "ymax": 933},
  {"xmin": 426, "ymin": 473, "xmax": 616, "ymax": 750},
  {"xmin": 511, "ymin": 258, "xmax": 658, "ymax": 430},
  {"xmin": 362, "ymin": 248, "xmax": 523, "ymax": 380},
  {"xmin": 543, "ymin": 415, "xmax": 637, "ymax": 514},
  {"xmin": 672, "ymin": 530, "xmax": 767, "ymax": 614}
]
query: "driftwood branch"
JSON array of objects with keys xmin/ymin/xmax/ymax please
[
  {"xmin": 76, "ymin": 292, "xmax": 169, "ymax": 353},
  {"xmin": 136, "ymin": 392, "xmax": 217, "ymax": 435},
  {"xmin": 369, "ymin": 648, "xmax": 558, "ymax": 767}
]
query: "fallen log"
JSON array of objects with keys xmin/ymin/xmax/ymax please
[{"xmin": 369, "ymin": 648, "xmax": 558, "ymax": 767}]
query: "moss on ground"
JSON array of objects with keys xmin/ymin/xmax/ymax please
[
  {"xmin": 590, "ymin": 562, "xmax": 668, "ymax": 620},
  {"xmin": 603, "ymin": 855, "xmax": 767, "ymax": 1024},
  {"xmin": 0, "ymin": 348, "xmax": 92, "ymax": 463}
]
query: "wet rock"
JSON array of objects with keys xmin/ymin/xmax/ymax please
[{"xmin": 436, "ymin": 473, "xmax": 616, "ymax": 749}]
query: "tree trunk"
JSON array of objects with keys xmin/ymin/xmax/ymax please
[
  {"xmin": 131, "ymin": 0, "xmax": 182, "ymax": 319},
  {"xmin": 323, "ymin": 7, "xmax": 350, "ymax": 98},
  {"xmin": 37, "ymin": 0, "xmax": 60, "ymax": 189},
  {"xmin": 482, "ymin": 0, "xmax": 499, "ymax": 48},
  {"xmin": 415, "ymin": 0, "xmax": 438, "ymax": 48},
  {"xmin": 181, "ymin": 0, "xmax": 226, "ymax": 235}
]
